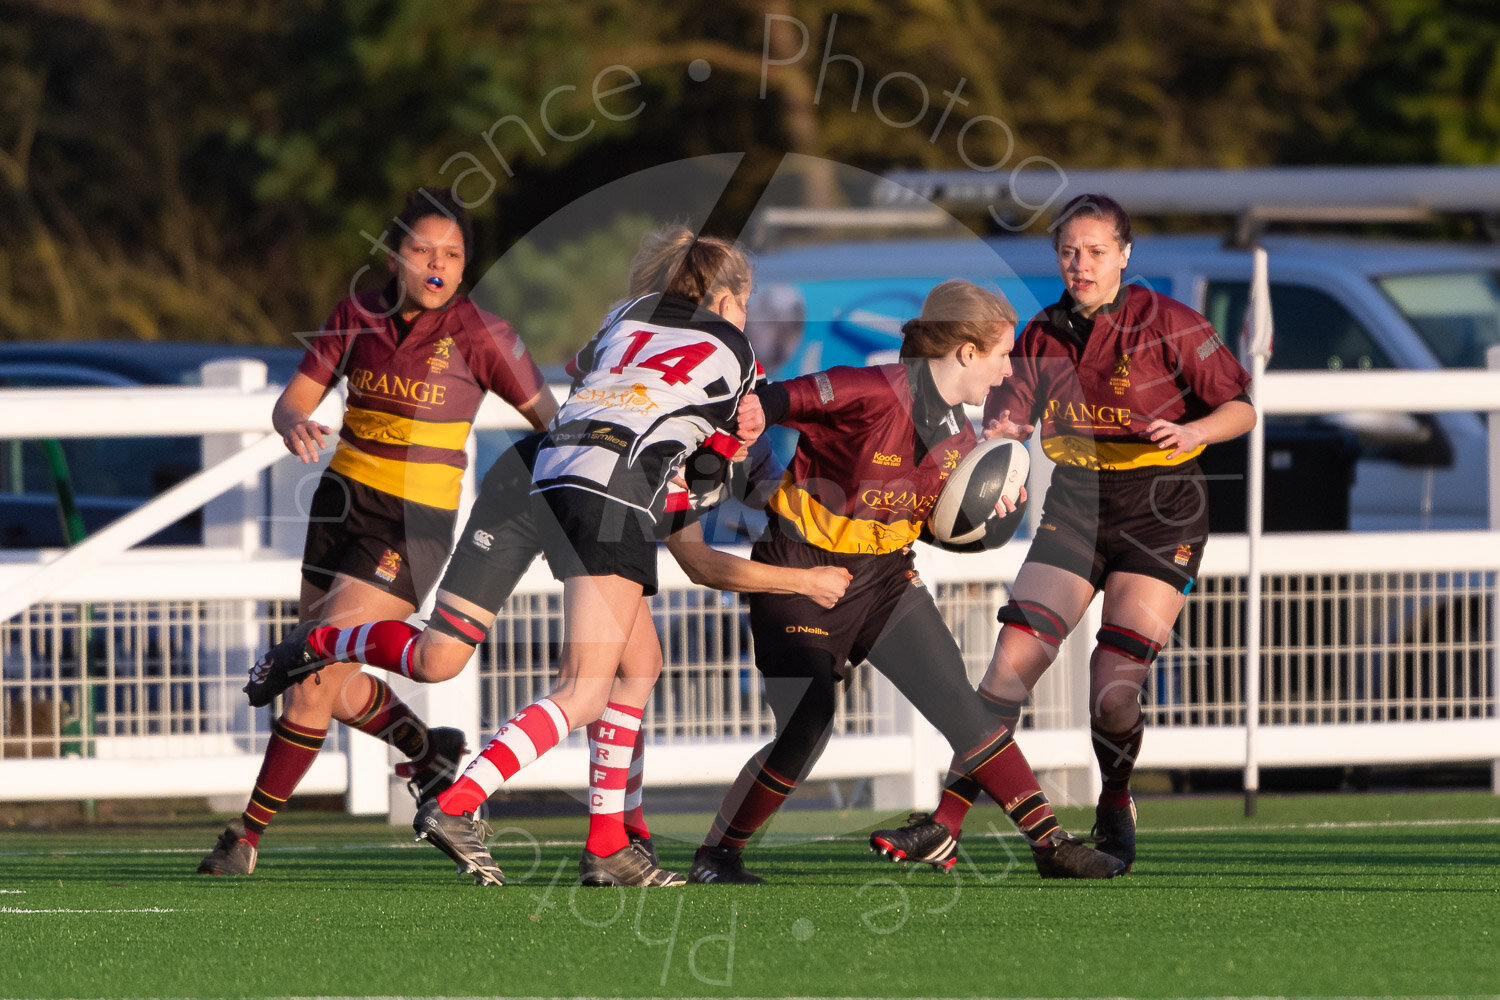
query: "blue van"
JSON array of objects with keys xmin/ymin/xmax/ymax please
[
  {"xmin": 0, "ymin": 341, "xmax": 303, "ymax": 548},
  {"xmin": 747, "ymin": 231, "xmax": 1500, "ymax": 531}
]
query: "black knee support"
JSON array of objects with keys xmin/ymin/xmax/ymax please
[
  {"xmin": 1095, "ymin": 623, "xmax": 1163, "ymax": 665},
  {"xmin": 427, "ymin": 601, "xmax": 491, "ymax": 646},
  {"xmin": 997, "ymin": 599, "xmax": 1068, "ymax": 647}
]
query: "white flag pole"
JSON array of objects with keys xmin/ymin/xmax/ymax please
[{"xmin": 1243, "ymin": 246, "xmax": 1274, "ymax": 818}]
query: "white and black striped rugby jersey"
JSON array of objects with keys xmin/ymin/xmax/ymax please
[{"xmin": 533, "ymin": 293, "xmax": 758, "ymax": 521}]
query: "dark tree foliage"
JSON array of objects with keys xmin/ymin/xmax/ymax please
[{"xmin": 0, "ymin": 0, "xmax": 1493, "ymax": 348}]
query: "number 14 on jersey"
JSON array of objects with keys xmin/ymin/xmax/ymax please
[{"xmin": 609, "ymin": 329, "xmax": 714, "ymax": 386}]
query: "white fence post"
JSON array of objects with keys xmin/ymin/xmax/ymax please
[
  {"xmin": 199, "ymin": 360, "xmax": 269, "ymax": 760},
  {"xmin": 1489, "ymin": 345, "xmax": 1500, "ymax": 796},
  {"xmin": 200, "ymin": 360, "xmax": 268, "ymax": 552},
  {"xmin": 345, "ymin": 717, "xmax": 393, "ymax": 817}
]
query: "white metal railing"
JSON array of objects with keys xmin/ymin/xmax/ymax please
[{"xmin": 2, "ymin": 361, "xmax": 1499, "ymax": 813}]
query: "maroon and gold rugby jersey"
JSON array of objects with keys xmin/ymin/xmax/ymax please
[
  {"xmin": 763, "ymin": 361, "xmax": 975, "ymax": 556},
  {"xmin": 297, "ymin": 283, "xmax": 545, "ymax": 510},
  {"xmin": 985, "ymin": 284, "xmax": 1250, "ymax": 471}
]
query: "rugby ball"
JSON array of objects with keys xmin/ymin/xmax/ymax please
[{"xmin": 928, "ymin": 439, "xmax": 1030, "ymax": 545}]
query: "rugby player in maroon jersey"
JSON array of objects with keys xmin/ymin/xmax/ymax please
[
  {"xmin": 199, "ymin": 189, "xmax": 556, "ymax": 876},
  {"xmin": 874, "ymin": 194, "xmax": 1254, "ymax": 873},
  {"xmin": 689, "ymin": 279, "xmax": 1127, "ymax": 884}
]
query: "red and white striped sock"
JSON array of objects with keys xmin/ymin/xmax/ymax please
[
  {"xmin": 584, "ymin": 702, "xmax": 644, "ymax": 857},
  {"xmin": 437, "ymin": 697, "xmax": 571, "ymax": 815},
  {"xmin": 310, "ymin": 620, "xmax": 421, "ymax": 679},
  {"xmin": 623, "ymin": 726, "xmax": 649, "ymax": 840}
]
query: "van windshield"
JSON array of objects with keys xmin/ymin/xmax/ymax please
[{"xmin": 1375, "ymin": 270, "xmax": 1500, "ymax": 368}]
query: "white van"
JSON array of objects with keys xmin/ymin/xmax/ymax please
[{"xmin": 747, "ymin": 226, "xmax": 1500, "ymax": 531}]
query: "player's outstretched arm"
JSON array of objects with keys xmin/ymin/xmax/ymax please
[
  {"xmin": 271, "ymin": 372, "xmax": 334, "ymax": 463},
  {"xmin": 516, "ymin": 386, "xmax": 560, "ymax": 432},
  {"xmin": 665, "ymin": 522, "xmax": 851, "ymax": 608}
]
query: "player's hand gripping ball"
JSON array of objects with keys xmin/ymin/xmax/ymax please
[{"xmin": 928, "ymin": 438, "xmax": 1029, "ymax": 546}]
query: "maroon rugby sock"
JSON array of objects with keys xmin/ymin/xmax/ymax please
[
  {"xmin": 241, "ymin": 718, "xmax": 326, "ymax": 847},
  {"xmin": 345, "ymin": 677, "xmax": 431, "ymax": 761},
  {"xmin": 958, "ymin": 725, "xmax": 1060, "ymax": 845},
  {"xmin": 931, "ymin": 692, "xmax": 1025, "ymax": 832},
  {"xmin": 702, "ymin": 752, "xmax": 798, "ymax": 852},
  {"xmin": 1093, "ymin": 716, "xmax": 1145, "ymax": 810}
]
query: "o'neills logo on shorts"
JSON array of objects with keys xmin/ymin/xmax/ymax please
[{"xmin": 785, "ymin": 624, "xmax": 830, "ymax": 636}]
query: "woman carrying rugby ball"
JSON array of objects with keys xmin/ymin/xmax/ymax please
[{"xmin": 687, "ymin": 279, "xmax": 1125, "ymax": 884}]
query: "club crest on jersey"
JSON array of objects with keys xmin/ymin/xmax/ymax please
[
  {"xmin": 1174, "ymin": 543, "xmax": 1193, "ymax": 566},
  {"xmin": 1110, "ymin": 352, "xmax": 1131, "ymax": 395},
  {"xmin": 375, "ymin": 548, "xmax": 403, "ymax": 582},
  {"xmin": 941, "ymin": 448, "xmax": 961, "ymax": 474},
  {"xmin": 427, "ymin": 336, "xmax": 454, "ymax": 374}
]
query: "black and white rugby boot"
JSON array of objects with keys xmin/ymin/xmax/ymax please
[
  {"xmin": 244, "ymin": 620, "xmax": 329, "ymax": 708},
  {"xmin": 868, "ymin": 813, "xmax": 959, "ymax": 870},
  {"xmin": 399, "ymin": 727, "xmax": 469, "ymax": 804},
  {"xmin": 197, "ymin": 818, "xmax": 257, "ymax": 875}
]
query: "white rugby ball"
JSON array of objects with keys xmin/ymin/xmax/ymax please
[{"xmin": 928, "ymin": 438, "xmax": 1030, "ymax": 545}]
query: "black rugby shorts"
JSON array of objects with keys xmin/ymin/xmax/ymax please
[
  {"xmin": 748, "ymin": 527, "xmax": 923, "ymax": 676},
  {"xmin": 531, "ymin": 486, "xmax": 660, "ymax": 596},
  {"xmin": 1026, "ymin": 462, "xmax": 1209, "ymax": 593},
  {"xmin": 300, "ymin": 471, "xmax": 456, "ymax": 607}
]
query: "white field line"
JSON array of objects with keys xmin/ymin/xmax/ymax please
[
  {"xmin": 0, "ymin": 906, "xmax": 176, "ymax": 914},
  {"xmin": 0, "ymin": 815, "xmax": 1495, "ymax": 860},
  {"xmin": 801, "ymin": 815, "xmax": 1500, "ymax": 843},
  {"xmin": 10, "ymin": 995, "xmax": 1489, "ymax": 1000},
  {"xmin": 1134, "ymin": 816, "xmax": 1500, "ymax": 835},
  {"xmin": 134, "ymin": 995, "xmax": 1500, "ymax": 1000}
]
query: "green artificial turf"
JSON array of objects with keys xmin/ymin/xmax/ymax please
[{"xmin": 1, "ymin": 791, "xmax": 1496, "ymax": 999}]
